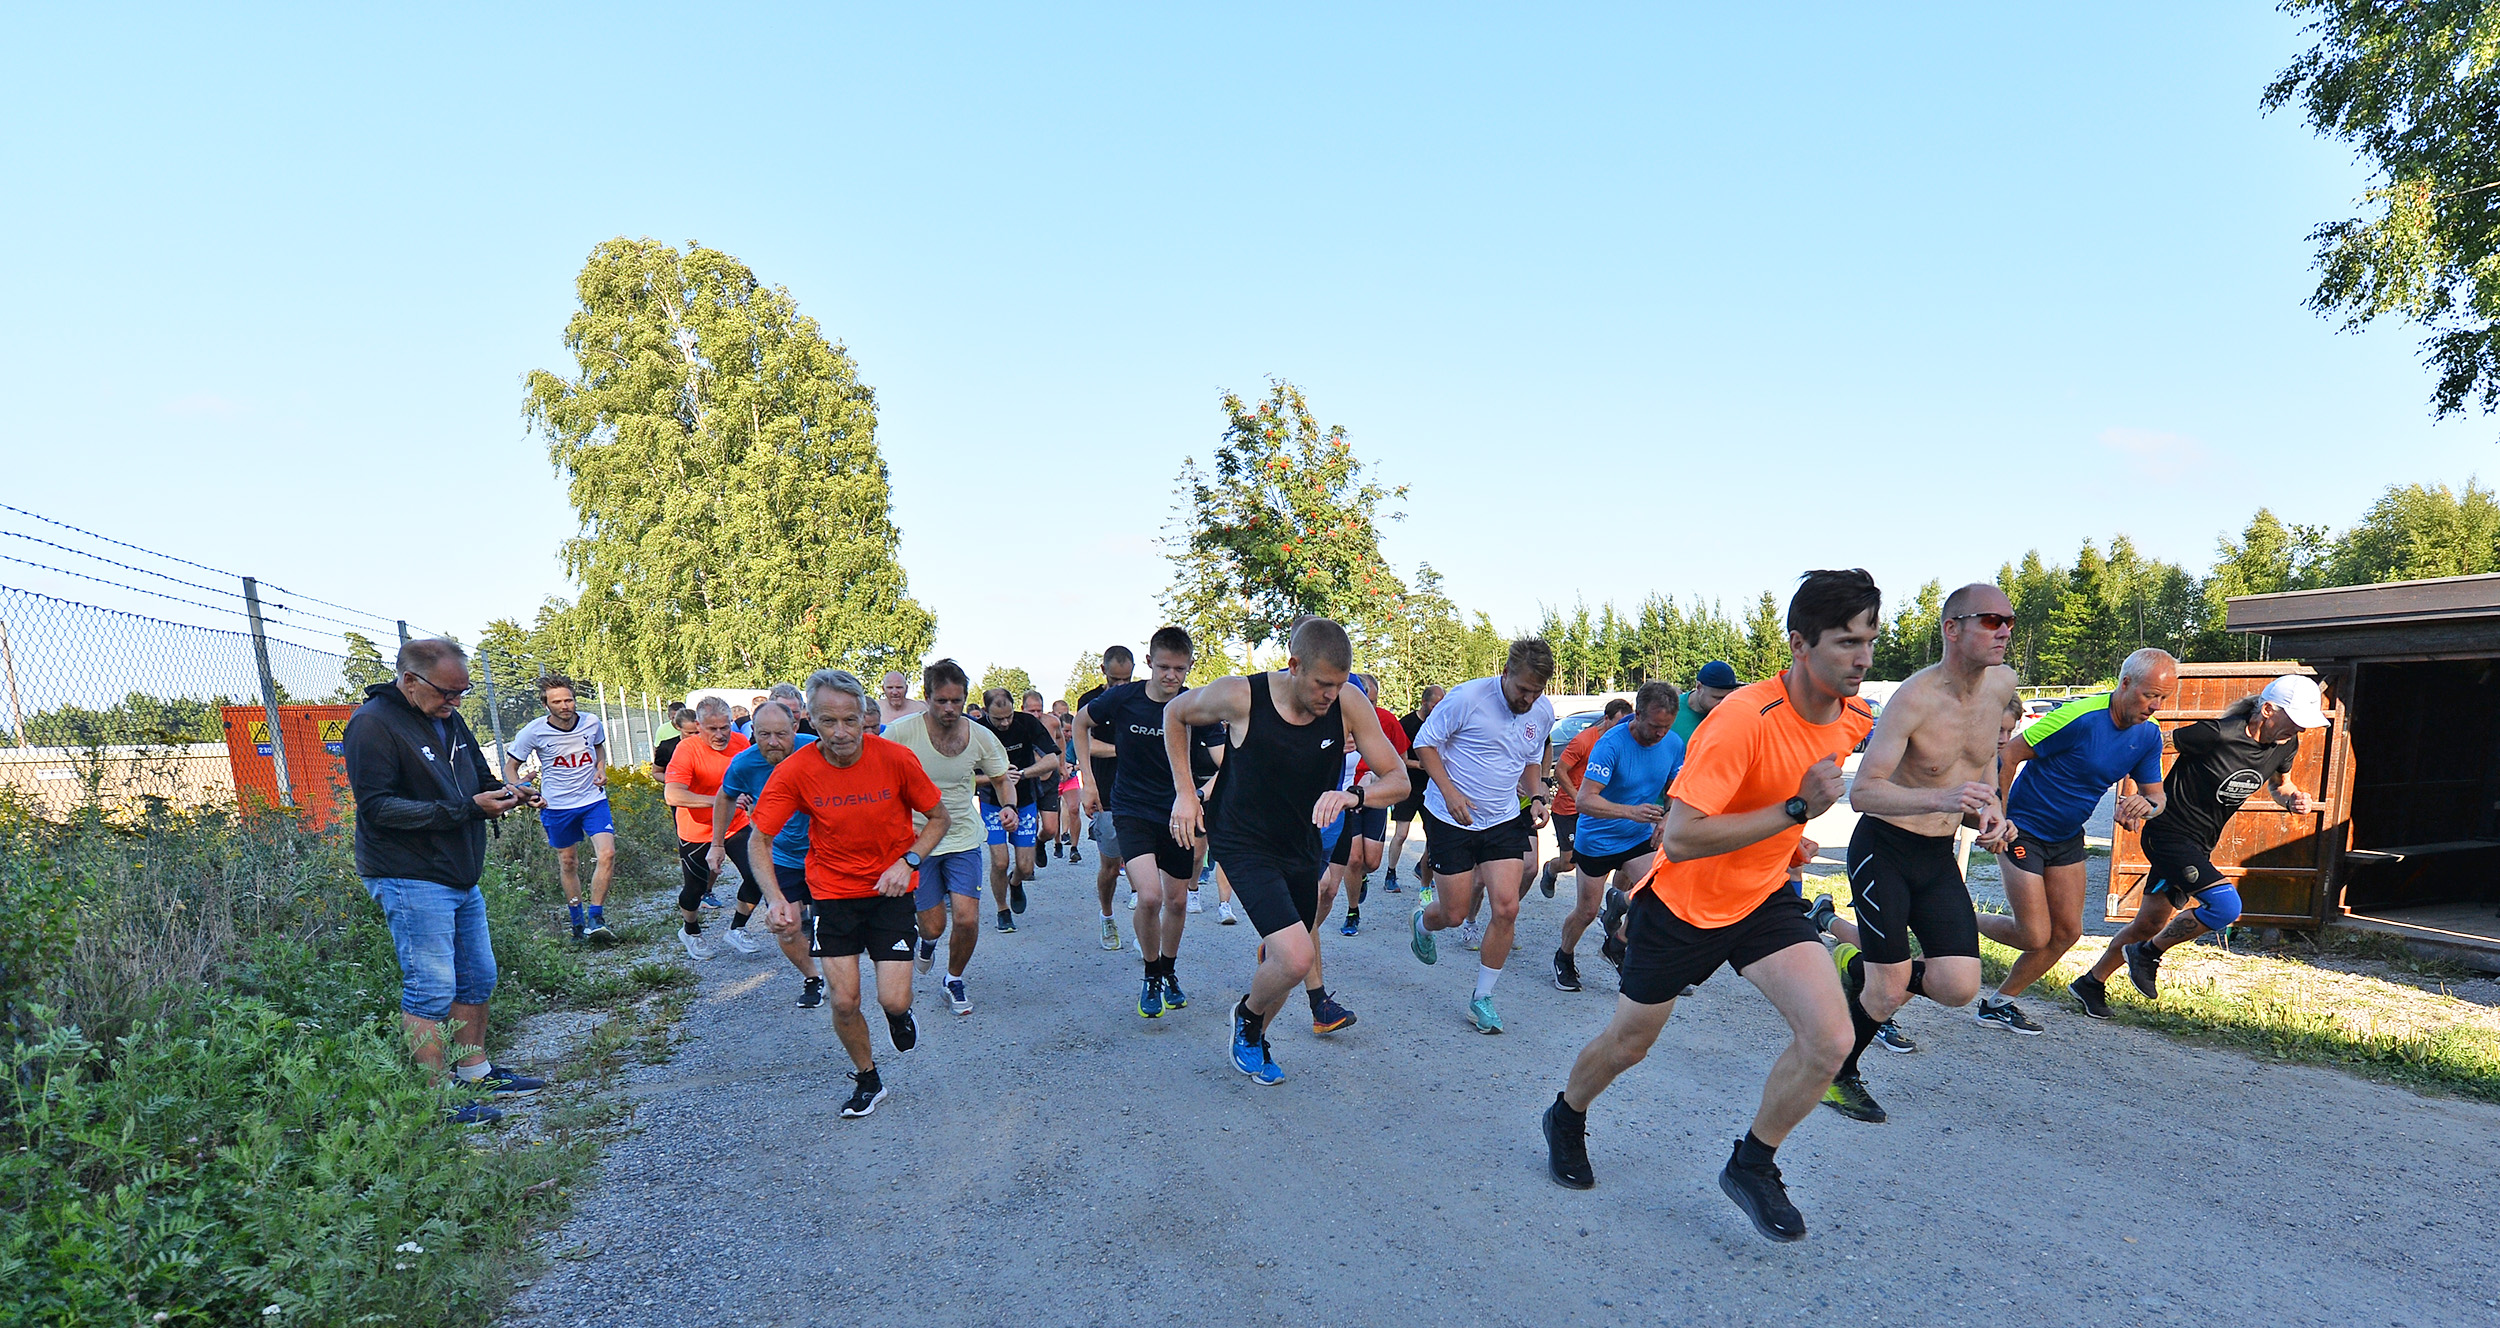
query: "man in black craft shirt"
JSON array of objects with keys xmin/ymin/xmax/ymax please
[{"xmin": 1078, "ymin": 646, "xmax": 1135, "ymax": 949}]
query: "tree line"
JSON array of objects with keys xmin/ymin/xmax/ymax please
[{"xmin": 1154, "ymin": 378, "xmax": 2500, "ymax": 707}]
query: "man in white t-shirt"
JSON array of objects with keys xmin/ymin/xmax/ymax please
[
  {"xmin": 503, "ymin": 674, "xmax": 615, "ymax": 942},
  {"xmin": 1408, "ymin": 639, "xmax": 1559, "ymax": 1034}
]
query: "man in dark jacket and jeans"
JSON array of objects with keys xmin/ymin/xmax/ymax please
[{"xmin": 343, "ymin": 638, "xmax": 546, "ymax": 1123}]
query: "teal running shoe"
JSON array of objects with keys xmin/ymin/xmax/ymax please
[
  {"xmin": 1411, "ymin": 907, "xmax": 1438, "ymax": 965},
  {"xmin": 1469, "ymin": 995, "xmax": 1504, "ymax": 1034}
]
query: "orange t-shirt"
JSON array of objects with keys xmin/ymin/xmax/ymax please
[
  {"xmin": 749, "ymin": 736, "xmax": 943, "ymax": 901},
  {"xmin": 1640, "ymin": 675, "xmax": 1875, "ymax": 927},
  {"xmin": 666, "ymin": 732, "xmax": 751, "ymax": 841},
  {"xmin": 1552, "ymin": 721, "xmax": 1609, "ymax": 817}
]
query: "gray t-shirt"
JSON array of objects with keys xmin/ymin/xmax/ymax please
[{"xmin": 1412, "ymin": 676, "xmax": 1556, "ymax": 828}]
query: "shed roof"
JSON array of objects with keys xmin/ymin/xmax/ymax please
[{"xmin": 2226, "ymin": 572, "xmax": 2500, "ymax": 660}]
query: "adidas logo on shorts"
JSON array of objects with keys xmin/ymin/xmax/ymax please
[{"xmin": 890, "ymin": 939, "xmax": 911, "ymax": 953}]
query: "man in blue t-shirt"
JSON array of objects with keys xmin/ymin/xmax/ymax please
[
  {"xmin": 1978, "ymin": 648, "xmax": 2174, "ymax": 1029},
  {"xmin": 1560, "ymin": 680, "xmax": 1686, "ymax": 993},
  {"xmin": 717, "ymin": 700, "xmax": 828, "ymax": 1008}
]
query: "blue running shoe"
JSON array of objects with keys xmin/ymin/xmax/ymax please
[
  {"xmin": 1384, "ymin": 866, "xmax": 1400, "ymax": 891},
  {"xmin": 1162, "ymin": 972, "xmax": 1188, "ymax": 1009},
  {"xmin": 445, "ymin": 1100, "xmax": 504, "ymax": 1126},
  {"xmin": 700, "ymin": 892, "xmax": 726, "ymax": 911},
  {"xmin": 1341, "ymin": 909, "xmax": 1361, "ymax": 937},
  {"xmin": 1232, "ymin": 1008, "xmax": 1284, "ymax": 1085},
  {"xmin": 1138, "ymin": 977, "xmax": 1165, "ymax": 1019},
  {"xmin": 474, "ymin": 1064, "xmax": 547, "ymax": 1096},
  {"xmin": 1410, "ymin": 907, "xmax": 1438, "ymax": 965}
]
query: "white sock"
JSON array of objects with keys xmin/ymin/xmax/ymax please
[
  {"xmin": 452, "ymin": 1059, "xmax": 491, "ymax": 1082},
  {"xmin": 1474, "ymin": 965, "xmax": 1501, "ymax": 1000}
]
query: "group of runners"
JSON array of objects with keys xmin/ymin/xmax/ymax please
[{"xmin": 499, "ymin": 567, "xmax": 2326, "ymax": 1243}]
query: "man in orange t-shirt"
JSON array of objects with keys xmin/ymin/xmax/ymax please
[
  {"xmin": 1539, "ymin": 699, "xmax": 1632, "ymax": 898},
  {"xmin": 1542, "ymin": 569, "xmax": 1880, "ymax": 1247},
  {"xmin": 751, "ymin": 669, "xmax": 948, "ymax": 1121},
  {"xmin": 665, "ymin": 698, "xmax": 750, "ymax": 958}
]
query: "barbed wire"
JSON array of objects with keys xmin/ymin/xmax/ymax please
[
  {"xmin": 0, "ymin": 556, "xmax": 339, "ymax": 654},
  {"xmin": 0, "ymin": 501, "xmax": 437, "ymax": 640}
]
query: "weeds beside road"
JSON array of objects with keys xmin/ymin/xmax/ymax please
[{"xmin": 1, "ymin": 766, "xmax": 692, "ymax": 1328}]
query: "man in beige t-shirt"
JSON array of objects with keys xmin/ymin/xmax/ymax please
[{"xmin": 882, "ymin": 659, "xmax": 1014, "ymax": 1015}]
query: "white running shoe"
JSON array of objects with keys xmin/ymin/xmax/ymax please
[
  {"xmin": 1100, "ymin": 917, "xmax": 1121, "ymax": 951},
  {"xmin": 1459, "ymin": 918, "xmax": 1485, "ymax": 951},
  {"xmin": 1187, "ymin": 890, "xmax": 1204, "ymax": 914},
  {"xmin": 1218, "ymin": 901, "xmax": 1239, "ymax": 925},
  {"xmin": 722, "ymin": 926, "xmax": 762, "ymax": 956},
  {"xmin": 914, "ymin": 939, "xmax": 937, "ymax": 975},
  {"xmin": 678, "ymin": 927, "xmax": 714, "ymax": 961},
  {"xmin": 944, "ymin": 976, "xmax": 972, "ymax": 1016}
]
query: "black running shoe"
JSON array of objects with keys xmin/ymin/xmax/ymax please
[
  {"xmin": 840, "ymin": 1070, "xmax": 887, "ymax": 1119},
  {"xmin": 1011, "ymin": 880, "xmax": 1028, "ymax": 915},
  {"xmin": 996, "ymin": 908, "xmax": 1017, "ymax": 933},
  {"xmin": 1820, "ymin": 1072, "xmax": 1886, "ymax": 1123},
  {"xmin": 1552, "ymin": 948, "xmax": 1582, "ymax": 992},
  {"xmin": 1808, "ymin": 893, "xmax": 1838, "ymax": 936},
  {"xmin": 1873, "ymin": 1020, "xmax": 1916, "ymax": 1053},
  {"xmin": 796, "ymin": 976, "xmax": 826, "ymax": 1009},
  {"xmin": 886, "ymin": 1008, "xmax": 918, "ymax": 1052},
  {"xmin": 1974, "ymin": 998, "xmax": 2043, "ymax": 1035},
  {"xmin": 1542, "ymin": 1097, "xmax": 1594, "ymax": 1190},
  {"xmin": 1539, "ymin": 866, "xmax": 1557, "ymax": 899},
  {"xmin": 1598, "ymin": 887, "xmax": 1629, "ymax": 971},
  {"xmin": 1718, "ymin": 1142, "xmax": 1806, "ymax": 1243},
  {"xmin": 2068, "ymin": 974, "xmax": 2113, "ymax": 1020},
  {"xmin": 1053, "ymin": 840, "xmax": 1064, "ymax": 859},
  {"xmin": 1069, "ymin": 846, "xmax": 1083, "ymax": 864},
  {"xmin": 2122, "ymin": 942, "xmax": 2161, "ymax": 1000}
]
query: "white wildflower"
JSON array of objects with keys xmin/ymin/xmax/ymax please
[{"xmin": 394, "ymin": 1242, "xmax": 425, "ymax": 1254}]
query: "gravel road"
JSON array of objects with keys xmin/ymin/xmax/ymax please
[{"xmin": 503, "ymin": 839, "xmax": 2500, "ymax": 1328}]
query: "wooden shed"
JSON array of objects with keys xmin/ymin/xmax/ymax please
[{"xmin": 2111, "ymin": 572, "xmax": 2500, "ymax": 969}]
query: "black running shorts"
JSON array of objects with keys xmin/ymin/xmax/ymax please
[
  {"xmin": 1114, "ymin": 815, "xmax": 1195, "ymax": 880},
  {"xmin": 811, "ymin": 895, "xmax": 916, "ymax": 960},
  {"xmin": 1572, "ymin": 842, "xmax": 1652, "ymax": 881},
  {"xmin": 1035, "ymin": 780, "xmax": 1060, "ymax": 814},
  {"xmin": 2002, "ymin": 826, "xmax": 2087, "ymax": 874},
  {"xmin": 1618, "ymin": 888, "xmax": 1822, "ymax": 1005},
  {"xmin": 1550, "ymin": 812, "xmax": 1579, "ymax": 856},
  {"xmin": 1390, "ymin": 784, "xmax": 1427, "ymax": 823},
  {"xmin": 1421, "ymin": 807, "xmax": 1533, "ymax": 877},
  {"xmin": 1844, "ymin": 817, "xmax": 1980, "ymax": 965},
  {"xmin": 1215, "ymin": 844, "xmax": 1323, "ymax": 937}
]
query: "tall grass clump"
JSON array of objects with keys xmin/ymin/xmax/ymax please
[{"xmin": 0, "ymin": 767, "xmax": 676, "ymax": 1326}]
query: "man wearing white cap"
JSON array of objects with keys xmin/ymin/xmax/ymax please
[{"xmin": 2069, "ymin": 673, "xmax": 2327, "ymax": 1014}]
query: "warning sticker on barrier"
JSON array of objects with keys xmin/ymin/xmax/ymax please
[
  {"xmin": 248, "ymin": 719, "xmax": 274, "ymax": 757},
  {"xmin": 320, "ymin": 718, "xmax": 347, "ymax": 755}
]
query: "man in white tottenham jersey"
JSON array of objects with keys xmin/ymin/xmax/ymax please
[
  {"xmin": 1408, "ymin": 639, "xmax": 1559, "ymax": 1034},
  {"xmin": 503, "ymin": 673, "xmax": 616, "ymax": 942}
]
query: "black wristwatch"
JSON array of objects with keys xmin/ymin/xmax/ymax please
[
  {"xmin": 904, "ymin": 851, "xmax": 924, "ymax": 870},
  {"xmin": 1784, "ymin": 797, "xmax": 1810, "ymax": 824},
  {"xmin": 1351, "ymin": 784, "xmax": 1366, "ymax": 809}
]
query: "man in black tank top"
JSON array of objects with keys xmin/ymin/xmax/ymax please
[{"xmin": 1166, "ymin": 617, "xmax": 1409, "ymax": 1086}]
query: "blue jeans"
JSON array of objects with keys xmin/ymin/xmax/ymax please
[{"xmin": 364, "ymin": 876, "xmax": 498, "ymax": 1019}]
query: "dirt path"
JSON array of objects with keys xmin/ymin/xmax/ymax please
[{"xmin": 502, "ymin": 844, "xmax": 2500, "ymax": 1328}]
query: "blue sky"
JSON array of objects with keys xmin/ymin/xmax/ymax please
[{"xmin": 1, "ymin": 5, "xmax": 2485, "ymax": 687}]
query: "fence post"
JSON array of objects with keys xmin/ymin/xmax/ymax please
[
  {"xmin": 242, "ymin": 577, "xmax": 295, "ymax": 808},
  {"xmin": 0, "ymin": 617, "xmax": 26, "ymax": 747},
  {"xmin": 396, "ymin": 620, "xmax": 411, "ymax": 655}
]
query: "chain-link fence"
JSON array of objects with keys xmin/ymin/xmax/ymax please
[{"xmin": 0, "ymin": 582, "xmax": 673, "ymax": 818}]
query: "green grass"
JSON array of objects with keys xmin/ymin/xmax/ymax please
[
  {"xmin": 1817, "ymin": 881, "xmax": 2500, "ymax": 1102},
  {"xmin": 0, "ymin": 767, "xmax": 688, "ymax": 1327}
]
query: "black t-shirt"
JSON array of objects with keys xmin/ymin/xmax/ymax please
[
  {"xmin": 978, "ymin": 710, "xmax": 1058, "ymax": 807},
  {"xmin": 2143, "ymin": 717, "xmax": 2299, "ymax": 857},
  {"xmin": 1092, "ymin": 680, "xmax": 1224, "ymax": 820},
  {"xmin": 652, "ymin": 735, "xmax": 683, "ymax": 774},
  {"xmin": 1397, "ymin": 711, "xmax": 1425, "ymax": 770},
  {"xmin": 1079, "ymin": 681, "xmax": 1119, "ymax": 794}
]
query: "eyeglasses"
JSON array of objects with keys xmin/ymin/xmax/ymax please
[
  {"xmin": 1948, "ymin": 613, "xmax": 2017, "ymax": 631},
  {"xmin": 410, "ymin": 672, "xmax": 474, "ymax": 700}
]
